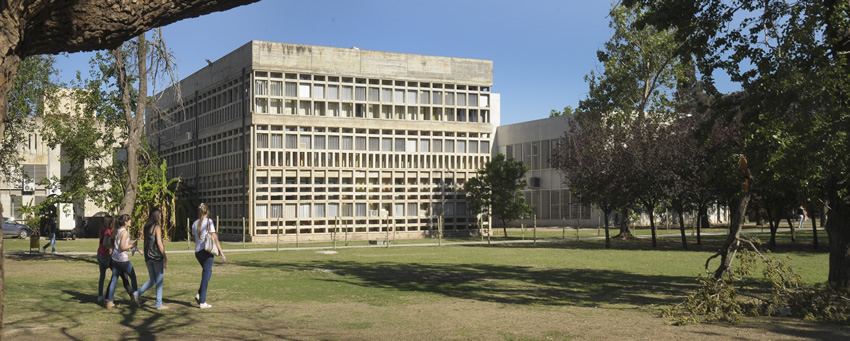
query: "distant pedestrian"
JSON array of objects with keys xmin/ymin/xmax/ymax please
[
  {"xmin": 42, "ymin": 215, "xmax": 57, "ymax": 253},
  {"xmin": 796, "ymin": 205, "xmax": 806, "ymax": 229},
  {"xmin": 192, "ymin": 203, "xmax": 226, "ymax": 309},
  {"xmin": 106, "ymin": 214, "xmax": 139, "ymax": 309},
  {"xmin": 134, "ymin": 208, "xmax": 169, "ymax": 310}
]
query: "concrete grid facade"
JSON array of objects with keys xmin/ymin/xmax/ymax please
[{"xmin": 150, "ymin": 41, "xmax": 498, "ymax": 241}]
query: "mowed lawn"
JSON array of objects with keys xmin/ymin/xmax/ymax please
[{"xmin": 3, "ymin": 229, "xmax": 849, "ymax": 340}]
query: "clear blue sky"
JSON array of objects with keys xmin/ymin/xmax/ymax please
[{"xmin": 54, "ymin": 0, "xmax": 617, "ymax": 125}]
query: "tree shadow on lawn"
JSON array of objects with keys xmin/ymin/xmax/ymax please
[
  {"xmin": 235, "ymin": 259, "xmax": 697, "ymax": 308},
  {"xmin": 480, "ymin": 231, "xmax": 829, "ymax": 255},
  {"xmin": 5, "ymin": 253, "xmax": 98, "ymax": 265}
]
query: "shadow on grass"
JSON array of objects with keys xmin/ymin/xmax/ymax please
[
  {"xmin": 5, "ymin": 253, "xmax": 98, "ymax": 265},
  {"xmin": 235, "ymin": 259, "xmax": 696, "ymax": 308},
  {"xmin": 478, "ymin": 229, "xmax": 830, "ymax": 255}
]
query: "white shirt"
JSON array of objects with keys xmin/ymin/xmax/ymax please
[{"xmin": 192, "ymin": 218, "xmax": 216, "ymax": 253}]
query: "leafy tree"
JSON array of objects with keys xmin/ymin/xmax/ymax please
[
  {"xmin": 1, "ymin": 55, "xmax": 60, "ymax": 183},
  {"xmin": 549, "ymin": 105, "xmax": 574, "ymax": 117},
  {"xmin": 626, "ymin": 0, "xmax": 850, "ymax": 288},
  {"xmin": 552, "ymin": 116, "xmax": 632, "ymax": 248},
  {"xmin": 0, "ymin": 2, "xmax": 259, "ymax": 336},
  {"xmin": 464, "ymin": 153, "xmax": 533, "ymax": 238}
]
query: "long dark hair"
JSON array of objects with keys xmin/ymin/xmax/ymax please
[
  {"xmin": 100, "ymin": 216, "xmax": 113, "ymax": 244},
  {"xmin": 145, "ymin": 208, "xmax": 162, "ymax": 242}
]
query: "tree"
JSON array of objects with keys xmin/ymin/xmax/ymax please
[
  {"xmin": 626, "ymin": 0, "xmax": 850, "ymax": 288},
  {"xmin": 0, "ymin": 55, "xmax": 60, "ymax": 183},
  {"xmin": 552, "ymin": 115, "xmax": 632, "ymax": 248},
  {"xmin": 0, "ymin": 0, "xmax": 259, "ymax": 166},
  {"xmin": 0, "ymin": 2, "xmax": 259, "ymax": 337},
  {"xmin": 464, "ymin": 153, "xmax": 533, "ymax": 238},
  {"xmin": 549, "ymin": 105, "xmax": 574, "ymax": 117}
]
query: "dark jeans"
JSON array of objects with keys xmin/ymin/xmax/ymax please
[
  {"xmin": 107, "ymin": 260, "xmax": 138, "ymax": 303},
  {"xmin": 195, "ymin": 250, "xmax": 214, "ymax": 303},
  {"xmin": 98, "ymin": 254, "xmax": 132, "ymax": 300}
]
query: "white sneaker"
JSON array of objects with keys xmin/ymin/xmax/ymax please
[
  {"xmin": 199, "ymin": 303, "xmax": 212, "ymax": 309},
  {"xmin": 194, "ymin": 294, "xmax": 200, "ymax": 305}
]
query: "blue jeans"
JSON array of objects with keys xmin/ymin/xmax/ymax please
[
  {"xmin": 99, "ymin": 254, "xmax": 132, "ymax": 300},
  {"xmin": 107, "ymin": 260, "xmax": 138, "ymax": 303},
  {"xmin": 195, "ymin": 250, "xmax": 214, "ymax": 304},
  {"xmin": 44, "ymin": 233, "xmax": 56, "ymax": 252},
  {"xmin": 136, "ymin": 259, "xmax": 165, "ymax": 308},
  {"xmin": 798, "ymin": 214, "xmax": 805, "ymax": 229}
]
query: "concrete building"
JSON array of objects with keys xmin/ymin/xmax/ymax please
[
  {"xmin": 149, "ymin": 41, "xmax": 498, "ymax": 241},
  {"xmin": 0, "ymin": 117, "xmax": 62, "ymax": 220},
  {"xmin": 495, "ymin": 115, "xmax": 601, "ymax": 227}
]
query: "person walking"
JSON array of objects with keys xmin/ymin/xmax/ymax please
[
  {"xmin": 106, "ymin": 214, "xmax": 139, "ymax": 309},
  {"xmin": 134, "ymin": 208, "xmax": 169, "ymax": 310},
  {"xmin": 98, "ymin": 216, "xmax": 135, "ymax": 306},
  {"xmin": 42, "ymin": 215, "xmax": 57, "ymax": 253},
  {"xmin": 192, "ymin": 203, "xmax": 226, "ymax": 309},
  {"xmin": 796, "ymin": 205, "xmax": 807, "ymax": 229}
]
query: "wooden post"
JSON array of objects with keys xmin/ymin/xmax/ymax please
[
  {"xmin": 296, "ymin": 220, "xmax": 300, "ymax": 247},
  {"xmin": 562, "ymin": 218, "xmax": 566, "ymax": 239},
  {"xmin": 343, "ymin": 217, "xmax": 348, "ymax": 246},
  {"xmin": 276, "ymin": 217, "xmax": 280, "ymax": 252},
  {"xmin": 533, "ymin": 214, "xmax": 537, "ymax": 245},
  {"xmin": 186, "ymin": 218, "xmax": 190, "ymax": 249},
  {"xmin": 521, "ymin": 217, "xmax": 525, "ymax": 240},
  {"xmin": 486, "ymin": 216, "xmax": 491, "ymax": 246},
  {"xmin": 242, "ymin": 216, "xmax": 246, "ymax": 248},
  {"xmin": 333, "ymin": 218, "xmax": 337, "ymax": 249},
  {"xmin": 438, "ymin": 215, "xmax": 443, "ymax": 246},
  {"xmin": 387, "ymin": 219, "xmax": 392, "ymax": 248}
]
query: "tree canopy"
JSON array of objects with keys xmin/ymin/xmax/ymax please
[{"xmin": 464, "ymin": 153, "xmax": 532, "ymax": 237}]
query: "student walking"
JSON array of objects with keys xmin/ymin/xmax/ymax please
[
  {"xmin": 98, "ymin": 216, "xmax": 134, "ymax": 306},
  {"xmin": 192, "ymin": 203, "xmax": 226, "ymax": 309},
  {"xmin": 106, "ymin": 214, "xmax": 139, "ymax": 309},
  {"xmin": 134, "ymin": 208, "xmax": 169, "ymax": 310},
  {"xmin": 42, "ymin": 215, "xmax": 57, "ymax": 253}
]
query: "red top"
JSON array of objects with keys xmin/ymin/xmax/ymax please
[{"xmin": 97, "ymin": 228, "xmax": 111, "ymax": 256}]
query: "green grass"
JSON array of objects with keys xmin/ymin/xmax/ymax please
[{"xmin": 1, "ymin": 228, "xmax": 837, "ymax": 340}]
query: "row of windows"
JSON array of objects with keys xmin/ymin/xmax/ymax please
[
  {"xmin": 257, "ymin": 134, "xmax": 490, "ymax": 154},
  {"xmin": 254, "ymin": 100, "xmax": 490, "ymax": 123},
  {"xmin": 254, "ymin": 80, "xmax": 489, "ymax": 107},
  {"xmin": 255, "ymin": 151, "xmax": 487, "ymax": 171},
  {"xmin": 254, "ymin": 71, "xmax": 489, "ymax": 92},
  {"xmin": 525, "ymin": 189, "xmax": 591, "ymax": 221},
  {"xmin": 255, "ymin": 201, "xmax": 468, "ymax": 219},
  {"xmin": 506, "ymin": 139, "xmax": 563, "ymax": 171}
]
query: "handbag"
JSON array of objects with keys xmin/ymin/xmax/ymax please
[
  {"xmin": 200, "ymin": 218, "xmax": 219, "ymax": 256},
  {"xmin": 146, "ymin": 226, "xmax": 164, "ymax": 261}
]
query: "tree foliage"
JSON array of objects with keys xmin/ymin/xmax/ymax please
[
  {"xmin": 464, "ymin": 153, "xmax": 532, "ymax": 237},
  {"xmin": 624, "ymin": 0, "xmax": 850, "ymax": 289}
]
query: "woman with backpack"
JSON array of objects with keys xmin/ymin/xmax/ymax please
[
  {"xmin": 106, "ymin": 214, "xmax": 139, "ymax": 309},
  {"xmin": 192, "ymin": 203, "xmax": 226, "ymax": 309}
]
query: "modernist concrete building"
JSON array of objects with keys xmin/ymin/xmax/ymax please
[
  {"xmin": 495, "ymin": 115, "xmax": 601, "ymax": 227},
  {"xmin": 149, "ymin": 41, "xmax": 498, "ymax": 241}
]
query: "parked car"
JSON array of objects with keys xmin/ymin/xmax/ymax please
[{"xmin": 2, "ymin": 217, "xmax": 33, "ymax": 239}]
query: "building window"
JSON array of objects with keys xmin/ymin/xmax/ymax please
[
  {"xmin": 315, "ymin": 136, "xmax": 326, "ymax": 149},
  {"xmin": 394, "ymin": 89, "xmax": 404, "ymax": 103},
  {"xmin": 382, "ymin": 138, "xmax": 393, "ymax": 151},
  {"xmin": 286, "ymin": 134, "xmax": 297, "ymax": 148},
  {"xmin": 342, "ymin": 86, "xmax": 353, "ymax": 100},
  {"xmin": 355, "ymin": 87, "xmax": 366, "ymax": 101},
  {"xmin": 328, "ymin": 85, "xmax": 339, "ymax": 100},
  {"xmin": 255, "ymin": 204, "xmax": 268, "ymax": 219},
  {"xmin": 270, "ymin": 81, "xmax": 283, "ymax": 96},
  {"xmin": 369, "ymin": 88, "xmax": 380, "ymax": 102},
  {"xmin": 407, "ymin": 90, "xmax": 417, "ymax": 104},
  {"xmin": 285, "ymin": 82, "xmax": 297, "ymax": 97},
  {"xmin": 314, "ymin": 84, "xmax": 325, "ymax": 99},
  {"xmin": 299, "ymin": 83, "xmax": 311, "ymax": 98},
  {"xmin": 329, "ymin": 135, "xmax": 340, "ymax": 150},
  {"xmin": 382, "ymin": 88, "xmax": 392, "ymax": 103},
  {"xmin": 255, "ymin": 80, "xmax": 268, "ymax": 96}
]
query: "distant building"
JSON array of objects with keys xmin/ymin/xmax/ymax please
[
  {"xmin": 495, "ymin": 115, "xmax": 601, "ymax": 227},
  {"xmin": 149, "ymin": 41, "xmax": 498, "ymax": 241},
  {"xmin": 0, "ymin": 117, "xmax": 62, "ymax": 220}
]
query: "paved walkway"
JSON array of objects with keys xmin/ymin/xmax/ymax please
[{"xmin": 5, "ymin": 227, "xmax": 819, "ymax": 256}]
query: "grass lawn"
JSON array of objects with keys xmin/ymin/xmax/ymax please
[{"xmin": 3, "ymin": 228, "xmax": 848, "ymax": 340}]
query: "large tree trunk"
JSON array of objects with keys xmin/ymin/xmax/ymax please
[
  {"xmin": 647, "ymin": 206, "xmax": 657, "ymax": 247},
  {"xmin": 603, "ymin": 209, "xmax": 611, "ymax": 249},
  {"xmin": 114, "ymin": 34, "xmax": 148, "ymax": 217},
  {"xmin": 0, "ymin": 202, "xmax": 5, "ymax": 340},
  {"xmin": 710, "ymin": 155, "xmax": 753, "ymax": 280},
  {"xmin": 678, "ymin": 209, "xmax": 688, "ymax": 250},
  {"xmin": 826, "ymin": 196, "xmax": 850, "ymax": 289},
  {"xmin": 811, "ymin": 210, "xmax": 819, "ymax": 249},
  {"xmin": 712, "ymin": 191, "xmax": 751, "ymax": 280},
  {"xmin": 613, "ymin": 208, "xmax": 637, "ymax": 239},
  {"xmin": 766, "ymin": 209, "xmax": 778, "ymax": 248},
  {"xmin": 785, "ymin": 217, "xmax": 797, "ymax": 242}
]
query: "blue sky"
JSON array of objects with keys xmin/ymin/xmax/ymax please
[{"xmin": 54, "ymin": 1, "xmax": 618, "ymax": 125}]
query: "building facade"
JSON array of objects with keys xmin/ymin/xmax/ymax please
[
  {"xmin": 495, "ymin": 115, "xmax": 601, "ymax": 227},
  {"xmin": 150, "ymin": 41, "xmax": 498, "ymax": 241}
]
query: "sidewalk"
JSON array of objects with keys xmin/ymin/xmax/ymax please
[{"xmin": 4, "ymin": 227, "xmax": 819, "ymax": 256}]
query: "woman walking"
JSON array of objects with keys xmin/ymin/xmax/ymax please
[
  {"xmin": 192, "ymin": 203, "xmax": 226, "ymax": 309},
  {"xmin": 106, "ymin": 214, "xmax": 139, "ymax": 309},
  {"xmin": 134, "ymin": 208, "xmax": 168, "ymax": 310},
  {"xmin": 98, "ymin": 216, "xmax": 134, "ymax": 306}
]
